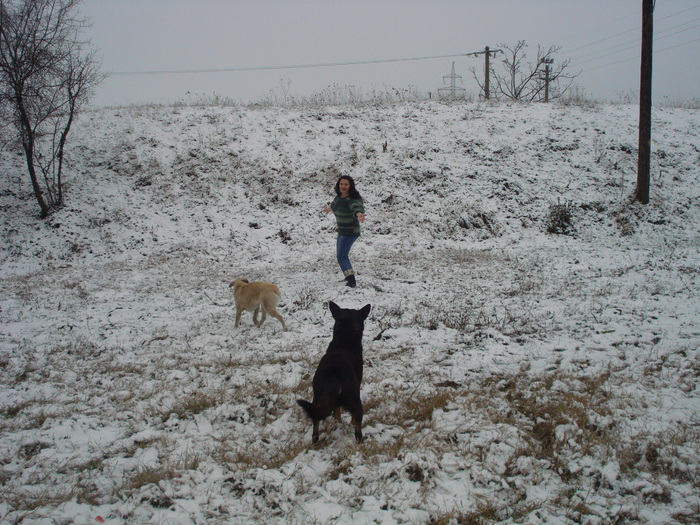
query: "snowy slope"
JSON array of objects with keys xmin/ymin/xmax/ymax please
[{"xmin": 1, "ymin": 100, "xmax": 699, "ymax": 524}]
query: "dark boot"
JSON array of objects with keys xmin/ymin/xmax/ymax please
[{"xmin": 345, "ymin": 274, "xmax": 356, "ymax": 288}]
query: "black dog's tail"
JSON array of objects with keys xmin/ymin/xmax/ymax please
[{"xmin": 297, "ymin": 399, "xmax": 333, "ymax": 421}]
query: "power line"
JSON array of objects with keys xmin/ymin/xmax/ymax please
[
  {"xmin": 562, "ymin": 4, "xmax": 700, "ymax": 56},
  {"xmin": 105, "ymin": 6, "xmax": 700, "ymax": 83},
  {"xmin": 655, "ymin": 36, "xmax": 700, "ymax": 54},
  {"xmin": 655, "ymin": 4, "xmax": 700, "ymax": 23},
  {"xmin": 581, "ymin": 36, "xmax": 700, "ymax": 74},
  {"xmin": 556, "ymin": 9, "xmax": 640, "ymax": 54},
  {"xmin": 569, "ymin": 18, "xmax": 700, "ymax": 63},
  {"xmin": 108, "ymin": 53, "xmax": 469, "ymax": 77},
  {"xmin": 564, "ymin": 23, "xmax": 640, "ymax": 56},
  {"xmin": 571, "ymin": 22, "xmax": 700, "ymax": 67}
]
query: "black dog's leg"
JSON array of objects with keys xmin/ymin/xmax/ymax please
[
  {"xmin": 351, "ymin": 411, "xmax": 363, "ymax": 443},
  {"xmin": 344, "ymin": 397, "xmax": 363, "ymax": 443},
  {"xmin": 312, "ymin": 420, "xmax": 320, "ymax": 444}
]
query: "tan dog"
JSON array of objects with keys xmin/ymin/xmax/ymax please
[{"xmin": 230, "ymin": 279, "xmax": 287, "ymax": 331}]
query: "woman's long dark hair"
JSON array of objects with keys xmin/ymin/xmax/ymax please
[{"xmin": 334, "ymin": 175, "xmax": 362, "ymax": 199}]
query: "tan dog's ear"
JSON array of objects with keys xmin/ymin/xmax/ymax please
[
  {"xmin": 229, "ymin": 281, "xmax": 236, "ymax": 288},
  {"xmin": 241, "ymin": 278, "xmax": 250, "ymax": 283}
]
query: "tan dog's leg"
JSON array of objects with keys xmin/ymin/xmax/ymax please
[
  {"xmin": 235, "ymin": 305, "xmax": 243, "ymax": 327},
  {"xmin": 263, "ymin": 298, "xmax": 287, "ymax": 331},
  {"xmin": 253, "ymin": 306, "xmax": 264, "ymax": 327},
  {"xmin": 271, "ymin": 311, "xmax": 286, "ymax": 331}
]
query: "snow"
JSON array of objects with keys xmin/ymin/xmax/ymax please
[{"xmin": 1, "ymin": 99, "xmax": 699, "ymax": 524}]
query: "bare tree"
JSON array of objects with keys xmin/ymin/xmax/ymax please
[
  {"xmin": 0, "ymin": 0, "xmax": 103, "ymax": 218},
  {"xmin": 471, "ymin": 41, "xmax": 578, "ymax": 102}
]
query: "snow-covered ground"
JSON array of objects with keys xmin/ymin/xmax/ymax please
[{"xmin": 1, "ymin": 99, "xmax": 698, "ymax": 524}]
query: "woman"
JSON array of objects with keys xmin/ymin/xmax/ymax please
[{"xmin": 323, "ymin": 175, "xmax": 366, "ymax": 288}]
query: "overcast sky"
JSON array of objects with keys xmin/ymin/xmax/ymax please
[{"xmin": 81, "ymin": 0, "xmax": 700, "ymax": 107}]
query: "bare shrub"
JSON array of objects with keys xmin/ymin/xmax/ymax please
[
  {"xmin": 558, "ymin": 85, "xmax": 600, "ymax": 108},
  {"xmin": 546, "ymin": 201, "xmax": 577, "ymax": 235},
  {"xmin": 442, "ymin": 201, "xmax": 502, "ymax": 239},
  {"xmin": 292, "ymin": 286, "xmax": 320, "ymax": 310}
]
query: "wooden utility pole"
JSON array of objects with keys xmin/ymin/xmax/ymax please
[
  {"xmin": 468, "ymin": 46, "xmax": 501, "ymax": 100},
  {"xmin": 540, "ymin": 58, "xmax": 554, "ymax": 102},
  {"xmin": 637, "ymin": 0, "xmax": 654, "ymax": 204},
  {"xmin": 484, "ymin": 46, "xmax": 491, "ymax": 100}
]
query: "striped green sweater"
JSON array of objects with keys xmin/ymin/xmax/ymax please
[{"xmin": 331, "ymin": 196, "xmax": 365, "ymax": 236}]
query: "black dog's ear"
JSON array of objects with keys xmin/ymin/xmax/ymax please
[
  {"xmin": 360, "ymin": 304, "xmax": 371, "ymax": 319},
  {"xmin": 329, "ymin": 301, "xmax": 340, "ymax": 317}
]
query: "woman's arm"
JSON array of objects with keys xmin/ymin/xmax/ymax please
[
  {"xmin": 350, "ymin": 198, "xmax": 366, "ymax": 222},
  {"xmin": 323, "ymin": 196, "xmax": 338, "ymax": 214}
]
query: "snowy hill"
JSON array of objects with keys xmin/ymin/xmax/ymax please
[{"xmin": 1, "ymin": 100, "xmax": 699, "ymax": 524}]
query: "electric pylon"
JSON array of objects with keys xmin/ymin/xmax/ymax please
[{"xmin": 438, "ymin": 62, "xmax": 466, "ymax": 100}]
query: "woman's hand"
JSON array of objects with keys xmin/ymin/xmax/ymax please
[
  {"xmin": 322, "ymin": 205, "xmax": 331, "ymax": 214},
  {"xmin": 356, "ymin": 212, "xmax": 366, "ymax": 222}
]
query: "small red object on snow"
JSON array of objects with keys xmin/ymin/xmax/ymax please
[{"xmin": 96, "ymin": 517, "xmax": 105, "ymax": 523}]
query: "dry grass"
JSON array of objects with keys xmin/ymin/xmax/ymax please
[
  {"xmin": 431, "ymin": 499, "xmax": 544, "ymax": 525},
  {"xmin": 164, "ymin": 390, "xmax": 224, "ymax": 421},
  {"xmin": 3, "ymin": 483, "xmax": 79, "ymax": 517},
  {"xmin": 213, "ymin": 433, "xmax": 309, "ymax": 471},
  {"xmin": 1, "ymin": 97, "xmax": 699, "ymax": 524},
  {"xmin": 3, "ymin": 313, "xmax": 697, "ymax": 523}
]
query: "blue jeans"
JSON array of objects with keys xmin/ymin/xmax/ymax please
[{"xmin": 336, "ymin": 235, "xmax": 359, "ymax": 275}]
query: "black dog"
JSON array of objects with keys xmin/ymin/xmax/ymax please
[{"xmin": 297, "ymin": 301, "xmax": 371, "ymax": 443}]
